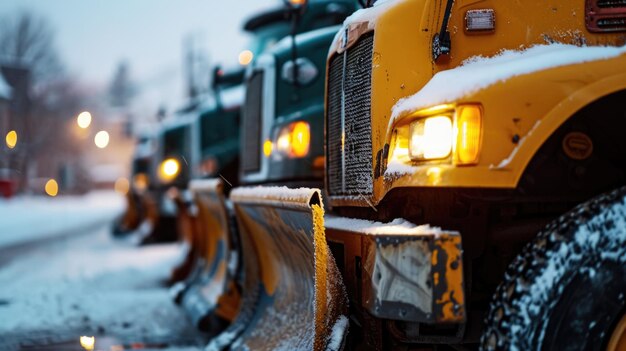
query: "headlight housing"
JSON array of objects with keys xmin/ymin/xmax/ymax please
[
  {"xmin": 392, "ymin": 104, "xmax": 482, "ymax": 165},
  {"xmin": 272, "ymin": 121, "xmax": 311, "ymax": 159},
  {"xmin": 158, "ymin": 158, "xmax": 180, "ymax": 183}
]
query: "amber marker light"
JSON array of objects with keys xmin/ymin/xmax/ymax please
[
  {"xmin": 45, "ymin": 179, "xmax": 59, "ymax": 197},
  {"xmin": 133, "ymin": 173, "xmax": 149, "ymax": 192},
  {"xmin": 288, "ymin": 0, "xmax": 307, "ymax": 6},
  {"xmin": 455, "ymin": 105, "xmax": 482, "ymax": 165},
  {"xmin": 5, "ymin": 130, "xmax": 17, "ymax": 149},
  {"xmin": 275, "ymin": 121, "xmax": 311, "ymax": 158},
  {"xmin": 290, "ymin": 121, "xmax": 310, "ymax": 157},
  {"xmin": 263, "ymin": 139, "xmax": 273, "ymax": 157}
]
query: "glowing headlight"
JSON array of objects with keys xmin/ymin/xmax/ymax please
[
  {"xmin": 409, "ymin": 116, "xmax": 453, "ymax": 160},
  {"xmin": 392, "ymin": 104, "xmax": 482, "ymax": 165},
  {"xmin": 274, "ymin": 121, "xmax": 311, "ymax": 158},
  {"xmin": 158, "ymin": 158, "xmax": 180, "ymax": 183}
]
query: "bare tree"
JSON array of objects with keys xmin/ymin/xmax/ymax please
[
  {"xmin": 108, "ymin": 60, "xmax": 136, "ymax": 109},
  {"xmin": 0, "ymin": 10, "xmax": 63, "ymax": 83},
  {"xmin": 0, "ymin": 10, "xmax": 92, "ymax": 193}
]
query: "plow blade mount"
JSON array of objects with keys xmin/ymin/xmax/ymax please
[
  {"xmin": 178, "ymin": 179, "xmax": 241, "ymax": 333},
  {"xmin": 325, "ymin": 216, "xmax": 466, "ymax": 325},
  {"xmin": 208, "ymin": 187, "xmax": 348, "ymax": 351},
  {"xmin": 112, "ymin": 190, "xmax": 142, "ymax": 235},
  {"xmin": 170, "ymin": 189, "xmax": 199, "ymax": 284},
  {"xmin": 138, "ymin": 190, "xmax": 178, "ymax": 244}
]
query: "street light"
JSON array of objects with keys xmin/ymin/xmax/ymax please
[
  {"xmin": 76, "ymin": 111, "xmax": 92, "ymax": 129},
  {"xmin": 238, "ymin": 50, "xmax": 254, "ymax": 66},
  {"xmin": 5, "ymin": 130, "xmax": 17, "ymax": 149},
  {"xmin": 45, "ymin": 179, "xmax": 58, "ymax": 197},
  {"xmin": 94, "ymin": 130, "xmax": 110, "ymax": 148}
]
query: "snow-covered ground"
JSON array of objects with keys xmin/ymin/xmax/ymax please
[
  {"xmin": 0, "ymin": 223, "xmax": 206, "ymax": 350},
  {"xmin": 0, "ymin": 191, "xmax": 124, "ymax": 249}
]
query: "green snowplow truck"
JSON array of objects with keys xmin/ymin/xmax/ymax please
[{"xmin": 174, "ymin": 0, "xmax": 359, "ymax": 348}]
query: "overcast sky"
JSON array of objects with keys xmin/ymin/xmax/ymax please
[{"xmin": 0, "ymin": 0, "xmax": 278, "ymax": 117}]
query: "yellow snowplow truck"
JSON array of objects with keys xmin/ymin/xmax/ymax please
[{"xmin": 229, "ymin": 0, "xmax": 626, "ymax": 350}]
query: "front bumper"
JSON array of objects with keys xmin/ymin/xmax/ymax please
[{"xmin": 325, "ymin": 216, "xmax": 465, "ymax": 324}]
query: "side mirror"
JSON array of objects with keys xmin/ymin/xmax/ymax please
[{"xmin": 212, "ymin": 66, "xmax": 245, "ymax": 91}]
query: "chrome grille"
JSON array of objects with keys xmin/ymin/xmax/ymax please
[
  {"xmin": 326, "ymin": 32, "xmax": 374, "ymax": 196},
  {"xmin": 241, "ymin": 71, "xmax": 263, "ymax": 173}
]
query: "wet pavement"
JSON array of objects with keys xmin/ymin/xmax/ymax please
[{"xmin": 0, "ymin": 223, "xmax": 208, "ymax": 351}]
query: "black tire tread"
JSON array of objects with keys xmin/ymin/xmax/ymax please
[{"xmin": 480, "ymin": 186, "xmax": 626, "ymax": 350}]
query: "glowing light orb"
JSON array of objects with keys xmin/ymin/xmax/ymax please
[
  {"xmin": 5, "ymin": 130, "xmax": 17, "ymax": 149},
  {"xmin": 45, "ymin": 179, "xmax": 59, "ymax": 197},
  {"xmin": 94, "ymin": 131, "xmax": 110, "ymax": 149},
  {"xmin": 77, "ymin": 111, "xmax": 92, "ymax": 129},
  {"xmin": 238, "ymin": 50, "xmax": 254, "ymax": 66}
]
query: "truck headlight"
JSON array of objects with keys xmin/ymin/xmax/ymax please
[
  {"xmin": 409, "ymin": 116, "xmax": 453, "ymax": 160},
  {"xmin": 274, "ymin": 121, "xmax": 310, "ymax": 158},
  {"xmin": 158, "ymin": 158, "xmax": 180, "ymax": 183},
  {"xmin": 392, "ymin": 104, "xmax": 482, "ymax": 166}
]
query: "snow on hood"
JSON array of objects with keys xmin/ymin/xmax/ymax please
[
  {"xmin": 325, "ymin": 216, "xmax": 448, "ymax": 236},
  {"xmin": 0, "ymin": 72, "xmax": 11, "ymax": 100},
  {"xmin": 330, "ymin": 0, "xmax": 402, "ymax": 56},
  {"xmin": 390, "ymin": 43, "xmax": 626, "ymax": 127}
]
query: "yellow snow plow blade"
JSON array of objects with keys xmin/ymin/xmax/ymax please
[
  {"xmin": 117, "ymin": 191, "xmax": 142, "ymax": 232},
  {"xmin": 170, "ymin": 189, "xmax": 198, "ymax": 283},
  {"xmin": 178, "ymin": 179, "xmax": 241, "ymax": 331},
  {"xmin": 209, "ymin": 187, "xmax": 347, "ymax": 351},
  {"xmin": 325, "ymin": 216, "xmax": 466, "ymax": 324}
]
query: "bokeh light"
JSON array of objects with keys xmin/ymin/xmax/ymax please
[
  {"xmin": 5, "ymin": 130, "xmax": 17, "ymax": 149},
  {"xmin": 76, "ymin": 111, "xmax": 92, "ymax": 129},
  {"xmin": 45, "ymin": 179, "xmax": 59, "ymax": 197},
  {"xmin": 238, "ymin": 50, "xmax": 254, "ymax": 66},
  {"xmin": 79, "ymin": 336, "xmax": 95, "ymax": 351},
  {"xmin": 94, "ymin": 131, "xmax": 110, "ymax": 148},
  {"xmin": 114, "ymin": 177, "xmax": 130, "ymax": 194}
]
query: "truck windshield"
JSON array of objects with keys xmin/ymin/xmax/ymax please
[
  {"xmin": 247, "ymin": 21, "xmax": 291, "ymax": 56},
  {"xmin": 200, "ymin": 107, "xmax": 239, "ymax": 151},
  {"xmin": 163, "ymin": 125, "xmax": 187, "ymax": 157}
]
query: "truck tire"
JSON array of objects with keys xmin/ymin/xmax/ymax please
[{"xmin": 480, "ymin": 186, "xmax": 626, "ymax": 351}]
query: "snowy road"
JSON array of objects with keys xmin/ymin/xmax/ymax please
[{"xmin": 0, "ymin": 221, "xmax": 207, "ymax": 351}]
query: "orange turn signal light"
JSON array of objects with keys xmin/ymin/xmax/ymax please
[{"xmin": 455, "ymin": 105, "xmax": 482, "ymax": 165}]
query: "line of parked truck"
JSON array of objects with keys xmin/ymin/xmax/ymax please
[{"xmin": 114, "ymin": 0, "xmax": 626, "ymax": 349}]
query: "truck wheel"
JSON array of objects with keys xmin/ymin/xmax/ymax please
[{"xmin": 481, "ymin": 186, "xmax": 626, "ymax": 351}]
